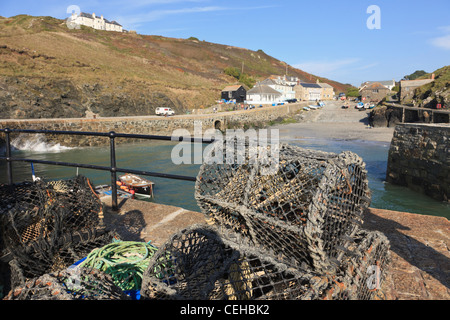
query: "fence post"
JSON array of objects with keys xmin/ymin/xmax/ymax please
[
  {"xmin": 109, "ymin": 131, "xmax": 118, "ymax": 211},
  {"xmin": 5, "ymin": 128, "xmax": 13, "ymax": 186}
]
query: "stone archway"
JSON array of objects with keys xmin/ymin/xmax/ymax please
[{"xmin": 214, "ymin": 120, "xmax": 222, "ymax": 131}]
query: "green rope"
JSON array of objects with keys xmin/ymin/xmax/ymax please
[{"xmin": 80, "ymin": 240, "xmax": 158, "ymax": 291}]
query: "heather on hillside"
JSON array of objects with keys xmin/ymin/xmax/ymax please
[
  {"xmin": 0, "ymin": 15, "xmax": 350, "ymax": 119},
  {"xmin": 413, "ymin": 65, "xmax": 450, "ymax": 108}
]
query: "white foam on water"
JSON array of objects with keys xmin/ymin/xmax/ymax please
[{"xmin": 11, "ymin": 133, "xmax": 73, "ymax": 152}]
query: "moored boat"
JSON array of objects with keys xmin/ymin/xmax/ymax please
[
  {"xmin": 117, "ymin": 174, "xmax": 155, "ymax": 198},
  {"xmin": 95, "ymin": 184, "xmax": 134, "ymax": 199}
]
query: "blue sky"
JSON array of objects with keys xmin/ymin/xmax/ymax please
[{"xmin": 1, "ymin": 0, "xmax": 449, "ymax": 86}]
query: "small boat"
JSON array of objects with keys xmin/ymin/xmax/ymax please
[
  {"xmin": 94, "ymin": 184, "xmax": 134, "ymax": 199},
  {"xmin": 117, "ymin": 174, "xmax": 155, "ymax": 199},
  {"xmin": 308, "ymin": 105, "xmax": 318, "ymax": 110},
  {"xmin": 303, "ymin": 106, "xmax": 311, "ymax": 111}
]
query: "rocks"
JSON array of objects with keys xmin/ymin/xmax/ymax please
[
  {"xmin": 369, "ymin": 106, "xmax": 403, "ymax": 127},
  {"xmin": 386, "ymin": 123, "xmax": 450, "ymax": 202},
  {"xmin": 0, "ymin": 76, "xmax": 182, "ymax": 119}
]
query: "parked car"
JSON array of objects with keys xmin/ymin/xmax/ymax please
[{"xmin": 155, "ymin": 107, "xmax": 175, "ymax": 116}]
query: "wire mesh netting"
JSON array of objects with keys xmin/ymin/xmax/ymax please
[
  {"xmin": 338, "ymin": 229, "xmax": 391, "ymax": 300},
  {"xmin": 140, "ymin": 225, "xmax": 335, "ymax": 300},
  {"xmin": 0, "ymin": 175, "xmax": 117, "ymax": 296},
  {"xmin": 0, "ymin": 142, "xmax": 391, "ymax": 300},
  {"xmin": 137, "ymin": 141, "xmax": 390, "ymax": 300},
  {"xmin": 195, "ymin": 143, "xmax": 373, "ymax": 273},
  {"xmin": 3, "ymin": 267, "xmax": 130, "ymax": 300},
  {"xmin": 140, "ymin": 224, "xmax": 389, "ymax": 300}
]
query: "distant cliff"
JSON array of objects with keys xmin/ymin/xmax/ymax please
[{"xmin": 0, "ymin": 15, "xmax": 351, "ymax": 120}]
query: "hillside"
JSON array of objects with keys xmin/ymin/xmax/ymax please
[
  {"xmin": 412, "ymin": 65, "xmax": 450, "ymax": 108},
  {"xmin": 0, "ymin": 15, "xmax": 351, "ymax": 119},
  {"xmin": 369, "ymin": 65, "xmax": 449, "ymax": 127}
]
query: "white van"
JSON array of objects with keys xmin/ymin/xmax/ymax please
[{"xmin": 155, "ymin": 107, "xmax": 175, "ymax": 116}]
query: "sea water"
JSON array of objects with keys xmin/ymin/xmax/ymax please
[{"xmin": 0, "ymin": 137, "xmax": 448, "ymax": 219}]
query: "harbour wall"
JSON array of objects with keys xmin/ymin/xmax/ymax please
[
  {"xmin": 386, "ymin": 123, "xmax": 450, "ymax": 202},
  {"xmin": 0, "ymin": 103, "xmax": 306, "ymax": 148}
]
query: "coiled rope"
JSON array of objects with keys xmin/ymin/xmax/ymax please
[{"xmin": 79, "ymin": 240, "xmax": 158, "ymax": 291}]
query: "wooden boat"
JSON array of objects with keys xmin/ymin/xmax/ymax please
[
  {"xmin": 117, "ymin": 174, "xmax": 155, "ymax": 198},
  {"xmin": 94, "ymin": 184, "xmax": 134, "ymax": 199}
]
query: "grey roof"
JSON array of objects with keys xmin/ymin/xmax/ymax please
[
  {"xmin": 361, "ymin": 80, "xmax": 395, "ymax": 87},
  {"xmin": 297, "ymin": 82, "xmax": 322, "ymax": 88},
  {"xmin": 360, "ymin": 82, "xmax": 390, "ymax": 91},
  {"xmin": 259, "ymin": 79, "xmax": 277, "ymax": 85},
  {"xmin": 248, "ymin": 84, "xmax": 282, "ymax": 95},
  {"xmin": 78, "ymin": 12, "xmax": 122, "ymax": 26},
  {"xmin": 400, "ymin": 79, "xmax": 434, "ymax": 87},
  {"xmin": 318, "ymin": 83, "xmax": 333, "ymax": 88},
  {"xmin": 222, "ymin": 85, "xmax": 244, "ymax": 92},
  {"xmin": 79, "ymin": 12, "xmax": 94, "ymax": 19}
]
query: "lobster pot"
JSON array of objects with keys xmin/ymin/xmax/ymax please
[
  {"xmin": 0, "ymin": 176, "xmax": 112, "ymax": 289},
  {"xmin": 338, "ymin": 229, "xmax": 391, "ymax": 300},
  {"xmin": 140, "ymin": 225, "xmax": 352, "ymax": 301},
  {"xmin": 3, "ymin": 268, "xmax": 130, "ymax": 300},
  {"xmin": 195, "ymin": 143, "xmax": 371, "ymax": 273},
  {"xmin": 0, "ymin": 175, "xmax": 102, "ymax": 248},
  {"xmin": 7, "ymin": 228, "xmax": 119, "ymax": 290}
]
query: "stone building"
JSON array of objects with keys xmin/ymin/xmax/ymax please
[
  {"xmin": 399, "ymin": 75, "xmax": 435, "ymax": 102},
  {"xmin": 69, "ymin": 12, "xmax": 123, "ymax": 32},
  {"xmin": 294, "ymin": 83, "xmax": 322, "ymax": 101},
  {"xmin": 359, "ymin": 82, "xmax": 391, "ymax": 103},
  {"xmin": 318, "ymin": 82, "xmax": 335, "ymax": 100}
]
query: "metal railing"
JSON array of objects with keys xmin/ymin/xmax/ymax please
[{"xmin": 0, "ymin": 128, "xmax": 214, "ymax": 211}]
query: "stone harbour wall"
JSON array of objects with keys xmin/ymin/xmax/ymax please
[
  {"xmin": 386, "ymin": 123, "xmax": 450, "ymax": 202},
  {"xmin": 0, "ymin": 103, "xmax": 305, "ymax": 148}
]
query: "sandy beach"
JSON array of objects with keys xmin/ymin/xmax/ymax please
[{"xmin": 271, "ymin": 100, "xmax": 395, "ymax": 143}]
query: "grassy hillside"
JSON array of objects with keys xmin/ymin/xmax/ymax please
[
  {"xmin": 413, "ymin": 65, "xmax": 450, "ymax": 108},
  {"xmin": 0, "ymin": 15, "xmax": 351, "ymax": 119}
]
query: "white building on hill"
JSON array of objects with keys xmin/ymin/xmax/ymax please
[{"xmin": 69, "ymin": 12, "xmax": 123, "ymax": 32}]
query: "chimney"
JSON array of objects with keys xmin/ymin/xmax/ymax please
[
  {"xmin": 101, "ymin": 15, "xmax": 103, "ymax": 20},
  {"xmin": 431, "ymin": 73, "xmax": 435, "ymax": 80},
  {"xmin": 92, "ymin": 13, "xmax": 95, "ymax": 18}
]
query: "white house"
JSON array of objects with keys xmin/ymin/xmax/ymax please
[
  {"xmin": 69, "ymin": 12, "xmax": 123, "ymax": 32},
  {"xmin": 246, "ymin": 84, "xmax": 282, "ymax": 104},
  {"xmin": 258, "ymin": 78, "xmax": 295, "ymax": 101}
]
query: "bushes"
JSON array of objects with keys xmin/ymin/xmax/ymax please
[{"xmin": 223, "ymin": 67, "xmax": 256, "ymax": 88}]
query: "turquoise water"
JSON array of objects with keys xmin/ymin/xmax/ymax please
[
  {"xmin": 1, "ymin": 137, "xmax": 449, "ymax": 219},
  {"xmin": 285, "ymin": 137, "xmax": 449, "ymax": 219}
]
